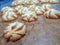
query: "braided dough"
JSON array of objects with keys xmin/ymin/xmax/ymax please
[
  {"xmin": 44, "ymin": 9, "xmax": 60, "ymax": 19},
  {"xmin": 11, "ymin": 0, "xmax": 39, "ymax": 6},
  {"xmin": 4, "ymin": 22, "xmax": 26, "ymax": 41},
  {"xmin": 21, "ymin": 11, "xmax": 38, "ymax": 22},
  {"xmin": 40, "ymin": 0, "xmax": 58, "ymax": 3},
  {"xmin": 2, "ymin": 6, "xmax": 18, "ymax": 21}
]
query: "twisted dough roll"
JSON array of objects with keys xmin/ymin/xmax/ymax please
[
  {"xmin": 44, "ymin": 9, "xmax": 60, "ymax": 19},
  {"xmin": 21, "ymin": 11, "xmax": 38, "ymax": 22},
  {"xmin": 40, "ymin": 0, "xmax": 58, "ymax": 3},
  {"xmin": 11, "ymin": 0, "xmax": 39, "ymax": 6},
  {"xmin": 2, "ymin": 6, "xmax": 18, "ymax": 21},
  {"xmin": 4, "ymin": 22, "xmax": 26, "ymax": 41}
]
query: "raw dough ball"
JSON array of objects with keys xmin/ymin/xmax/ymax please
[
  {"xmin": 4, "ymin": 22, "xmax": 26, "ymax": 41},
  {"xmin": 21, "ymin": 11, "xmax": 38, "ymax": 22},
  {"xmin": 44, "ymin": 9, "xmax": 60, "ymax": 19},
  {"xmin": 2, "ymin": 6, "xmax": 18, "ymax": 21}
]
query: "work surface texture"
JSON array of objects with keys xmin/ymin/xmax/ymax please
[{"xmin": 0, "ymin": 13, "xmax": 60, "ymax": 45}]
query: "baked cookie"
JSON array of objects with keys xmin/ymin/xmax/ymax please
[
  {"xmin": 40, "ymin": 0, "xmax": 58, "ymax": 3},
  {"xmin": 21, "ymin": 7, "xmax": 29, "ymax": 14},
  {"xmin": 42, "ymin": 4, "xmax": 52, "ymax": 11},
  {"xmin": 50, "ymin": 0, "xmax": 58, "ymax": 2},
  {"xmin": 31, "ymin": 0, "xmax": 39, "ymax": 4},
  {"xmin": 2, "ymin": 6, "xmax": 18, "ymax": 21},
  {"xmin": 4, "ymin": 22, "xmax": 26, "ymax": 41},
  {"xmin": 35, "ymin": 6, "xmax": 45, "ymax": 15},
  {"xmin": 11, "ymin": 0, "xmax": 39, "ymax": 6},
  {"xmin": 11, "ymin": 0, "xmax": 24, "ymax": 6},
  {"xmin": 28, "ymin": 4, "xmax": 36, "ymax": 11},
  {"xmin": 15, "ymin": 5, "xmax": 23, "ymax": 15},
  {"xmin": 44, "ymin": 9, "xmax": 60, "ymax": 19},
  {"xmin": 23, "ymin": 0, "xmax": 31, "ymax": 4},
  {"xmin": 21, "ymin": 11, "xmax": 38, "ymax": 22},
  {"xmin": 29, "ymin": 5, "xmax": 45, "ymax": 15}
]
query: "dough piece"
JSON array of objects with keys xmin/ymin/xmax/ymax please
[
  {"xmin": 21, "ymin": 11, "xmax": 38, "ymax": 22},
  {"xmin": 44, "ymin": 9, "xmax": 60, "ymax": 19},
  {"xmin": 2, "ymin": 6, "xmax": 18, "ymax": 21},
  {"xmin": 15, "ymin": 5, "xmax": 23, "ymax": 15},
  {"xmin": 42, "ymin": 4, "xmax": 52, "ymax": 11},
  {"xmin": 31, "ymin": 0, "xmax": 39, "ymax": 4},
  {"xmin": 29, "ymin": 5, "xmax": 45, "ymax": 15},
  {"xmin": 4, "ymin": 22, "xmax": 26, "ymax": 41}
]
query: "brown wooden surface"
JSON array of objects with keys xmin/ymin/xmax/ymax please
[{"xmin": 0, "ymin": 14, "xmax": 60, "ymax": 45}]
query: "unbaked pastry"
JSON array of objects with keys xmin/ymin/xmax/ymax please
[
  {"xmin": 4, "ymin": 22, "xmax": 26, "ymax": 41},
  {"xmin": 44, "ymin": 9, "xmax": 60, "ymax": 19},
  {"xmin": 21, "ymin": 11, "xmax": 38, "ymax": 22},
  {"xmin": 2, "ymin": 6, "xmax": 18, "ymax": 21}
]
